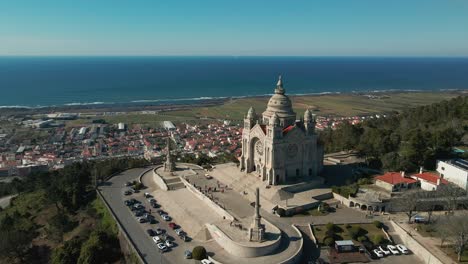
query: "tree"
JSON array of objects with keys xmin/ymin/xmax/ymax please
[
  {"xmin": 438, "ymin": 184, "xmax": 466, "ymax": 214},
  {"xmin": 51, "ymin": 237, "xmax": 83, "ymax": 264},
  {"xmin": 390, "ymin": 190, "xmax": 424, "ymax": 223},
  {"xmin": 436, "ymin": 213, "xmax": 468, "ymax": 262},
  {"xmin": 0, "ymin": 229, "xmax": 34, "ymax": 262},
  {"xmin": 192, "ymin": 246, "xmax": 207, "ymax": 260}
]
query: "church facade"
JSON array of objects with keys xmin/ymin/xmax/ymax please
[{"xmin": 240, "ymin": 76, "xmax": 323, "ymax": 185}]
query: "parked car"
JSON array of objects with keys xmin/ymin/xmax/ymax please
[
  {"xmin": 124, "ymin": 200, "xmax": 132, "ymax": 206},
  {"xmin": 146, "ymin": 229, "xmax": 156, "ymax": 236},
  {"xmin": 396, "ymin": 244, "xmax": 409, "ymax": 254},
  {"xmin": 144, "ymin": 192, "xmax": 152, "ymax": 198},
  {"xmin": 373, "ymin": 249, "xmax": 384, "ymax": 258},
  {"xmin": 134, "ymin": 211, "xmax": 144, "ymax": 217},
  {"xmin": 130, "ymin": 198, "xmax": 140, "ymax": 204},
  {"xmin": 165, "ymin": 240, "xmax": 174, "ymax": 247},
  {"xmin": 161, "ymin": 214, "xmax": 171, "ymax": 221},
  {"xmin": 201, "ymin": 259, "xmax": 213, "ymax": 264},
  {"xmin": 175, "ymin": 228, "xmax": 184, "ymax": 235},
  {"xmin": 123, "ymin": 190, "xmax": 132, "ymax": 195},
  {"xmin": 378, "ymin": 246, "xmax": 391, "ymax": 256},
  {"xmin": 124, "ymin": 181, "xmax": 132, "ymax": 187},
  {"xmin": 168, "ymin": 222, "xmax": 178, "ymax": 229},
  {"xmin": 157, "ymin": 243, "xmax": 168, "ymax": 252},
  {"xmin": 137, "ymin": 217, "xmax": 146, "ymax": 223},
  {"xmin": 387, "ymin": 245, "xmax": 400, "ymax": 255},
  {"xmin": 153, "ymin": 236, "xmax": 163, "ymax": 243},
  {"xmin": 184, "ymin": 250, "xmax": 192, "ymax": 259},
  {"xmin": 157, "ymin": 209, "xmax": 166, "ymax": 215},
  {"xmin": 151, "ymin": 202, "xmax": 160, "ymax": 208},
  {"xmin": 155, "ymin": 228, "xmax": 164, "ymax": 235},
  {"xmin": 148, "ymin": 198, "xmax": 156, "ymax": 203},
  {"xmin": 204, "ymin": 174, "xmax": 213, "ymax": 179},
  {"xmin": 180, "ymin": 234, "xmax": 189, "ymax": 242},
  {"xmin": 414, "ymin": 215, "xmax": 427, "ymax": 224}
]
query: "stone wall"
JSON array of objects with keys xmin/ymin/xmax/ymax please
[
  {"xmin": 332, "ymin": 192, "xmax": 351, "ymax": 206},
  {"xmin": 206, "ymin": 222, "xmax": 282, "ymax": 258},
  {"xmin": 180, "ymin": 176, "xmax": 235, "ymax": 221},
  {"xmin": 152, "ymin": 166, "xmax": 168, "ymax": 191},
  {"xmin": 278, "ymin": 225, "xmax": 304, "ymax": 264},
  {"xmin": 389, "ymin": 221, "xmax": 446, "ymax": 264}
]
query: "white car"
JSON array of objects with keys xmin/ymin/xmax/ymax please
[
  {"xmin": 175, "ymin": 228, "xmax": 184, "ymax": 235},
  {"xmin": 201, "ymin": 259, "xmax": 213, "ymax": 264},
  {"xmin": 137, "ymin": 217, "xmax": 146, "ymax": 223},
  {"xmin": 379, "ymin": 246, "xmax": 391, "ymax": 255},
  {"xmin": 152, "ymin": 236, "xmax": 162, "ymax": 243},
  {"xmin": 161, "ymin": 214, "xmax": 171, "ymax": 221},
  {"xmin": 396, "ymin": 244, "xmax": 409, "ymax": 254},
  {"xmin": 165, "ymin": 240, "xmax": 173, "ymax": 247},
  {"xmin": 387, "ymin": 245, "xmax": 400, "ymax": 255},
  {"xmin": 373, "ymin": 249, "xmax": 384, "ymax": 258},
  {"xmin": 157, "ymin": 243, "xmax": 168, "ymax": 252}
]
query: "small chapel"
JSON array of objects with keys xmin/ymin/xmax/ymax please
[{"xmin": 239, "ymin": 76, "xmax": 323, "ymax": 185}]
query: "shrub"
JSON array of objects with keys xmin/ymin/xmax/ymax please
[
  {"xmin": 357, "ymin": 236, "xmax": 368, "ymax": 242},
  {"xmin": 325, "ymin": 222, "xmax": 335, "ymax": 231},
  {"xmin": 348, "ymin": 226, "xmax": 365, "ymax": 239},
  {"xmin": 323, "ymin": 236, "xmax": 335, "ymax": 247},
  {"xmin": 134, "ymin": 182, "xmax": 143, "ymax": 190},
  {"xmin": 325, "ymin": 229, "xmax": 335, "ymax": 238},
  {"xmin": 373, "ymin": 220, "xmax": 384, "ymax": 229},
  {"xmin": 192, "ymin": 246, "xmax": 207, "ymax": 260},
  {"xmin": 345, "ymin": 224, "xmax": 352, "ymax": 229},
  {"xmin": 371, "ymin": 234, "xmax": 385, "ymax": 245}
]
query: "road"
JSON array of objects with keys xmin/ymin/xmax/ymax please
[{"xmin": 99, "ymin": 167, "xmax": 195, "ymax": 264}]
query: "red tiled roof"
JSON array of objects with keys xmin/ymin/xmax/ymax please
[
  {"xmin": 375, "ymin": 172, "xmax": 418, "ymax": 185},
  {"xmin": 282, "ymin": 125, "xmax": 294, "ymax": 135},
  {"xmin": 412, "ymin": 173, "xmax": 448, "ymax": 185}
]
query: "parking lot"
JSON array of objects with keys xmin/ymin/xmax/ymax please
[{"xmin": 99, "ymin": 168, "xmax": 197, "ymax": 264}]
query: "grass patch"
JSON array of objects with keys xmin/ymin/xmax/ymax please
[
  {"xmin": 312, "ymin": 223, "xmax": 387, "ymax": 246},
  {"xmin": 89, "ymin": 198, "xmax": 118, "ymax": 236}
]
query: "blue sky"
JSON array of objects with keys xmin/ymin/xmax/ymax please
[{"xmin": 1, "ymin": 0, "xmax": 468, "ymax": 56}]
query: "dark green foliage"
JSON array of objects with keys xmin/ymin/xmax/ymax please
[
  {"xmin": 373, "ymin": 221, "xmax": 384, "ymax": 229},
  {"xmin": 192, "ymin": 246, "xmax": 207, "ymax": 260},
  {"xmin": 323, "ymin": 236, "xmax": 335, "ymax": 246},
  {"xmin": 357, "ymin": 236, "xmax": 368, "ymax": 242},
  {"xmin": 332, "ymin": 184, "xmax": 359, "ymax": 197},
  {"xmin": 319, "ymin": 96, "xmax": 467, "ymax": 171},
  {"xmin": 51, "ymin": 237, "xmax": 83, "ymax": 264},
  {"xmin": 348, "ymin": 226, "xmax": 366, "ymax": 239},
  {"xmin": 0, "ymin": 229, "xmax": 35, "ymax": 261},
  {"xmin": 77, "ymin": 230, "xmax": 121, "ymax": 264},
  {"xmin": 326, "ymin": 222, "xmax": 335, "ymax": 231}
]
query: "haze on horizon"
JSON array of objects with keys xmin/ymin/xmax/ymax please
[{"xmin": 1, "ymin": 0, "xmax": 468, "ymax": 57}]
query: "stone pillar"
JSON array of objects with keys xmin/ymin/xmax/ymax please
[
  {"xmin": 163, "ymin": 137, "xmax": 175, "ymax": 172},
  {"xmin": 249, "ymin": 187, "xmax": 265, "ymax": 242}
]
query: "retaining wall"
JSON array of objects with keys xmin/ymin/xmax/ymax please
[
  {"xmin": 96, "ymin": 190, "xmax": 146, "ymax": 264},
  {"xmin": 179, "ymin": 176, "xmax": 235, "ymax": 221},
  {"xmin": 389, "ymin": 221, "xmax": 447, "ymax": 264},
  {"xmin": 152, "ymin": 166, "xmax": 168, "ymax": 191},
  {"xmin": 278, "ymin": 225, "xmax": 304, "ymax": 264},
  {"xmin": 206, "ymin": 222, "xmax": 282, "ymax": 258}
]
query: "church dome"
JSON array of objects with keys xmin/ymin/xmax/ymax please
[{"xmin": 263, "ymin": 75, "xmax": 296, "ymax": 126}]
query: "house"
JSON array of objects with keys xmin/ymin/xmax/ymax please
[
  {"xmin": 436, "ymin": 159, "xmax": 468, "ymax": 190},
  {"xmin": 411, "ymin": 171, "xmax": 448, "ymax": 191},
  {"xmin": 375, "ymin": 172, "xmax": 419, "ymax": 192}
]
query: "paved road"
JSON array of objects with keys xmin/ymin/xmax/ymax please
[{"xmin": 99, "ymin": 167, "xmax": 194, "ymax": 264}]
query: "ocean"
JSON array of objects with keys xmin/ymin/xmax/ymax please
[{"xmin": 0, "ymin": 56, "xmax": 467, "ymax": 108}]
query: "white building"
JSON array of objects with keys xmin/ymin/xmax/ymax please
[
  {"xmin": 118, "ymin": 122, "xmax": 126, "ymax": 131},
  {"xmin": 436, "ymin": 159, "xmax": 468, "ymax": 190},
  {"xmin": 239, "ymin": 76, "xmax": 323, "ymax": 185}
]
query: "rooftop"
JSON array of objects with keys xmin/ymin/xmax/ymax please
[
  {"xmin": 412, "ymin": 172, "xmax": 448, "ymax": 185},
  {"xmin": 375, "ymin": 172, "xmax": 418, "ymax": 185}
]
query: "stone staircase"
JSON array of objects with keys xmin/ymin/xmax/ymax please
[{"xmin": 164, "ymin": 177, "xmax": 185, "ymax": 190}]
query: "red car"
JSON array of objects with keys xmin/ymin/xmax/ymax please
[{"xmin": 168, "ymin": 222, "xmax": 179, "ymax": 229}]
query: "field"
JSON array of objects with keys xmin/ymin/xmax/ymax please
[{"xmin": 62, "ymin": 91, "xmax": 463, "ymax": 127}]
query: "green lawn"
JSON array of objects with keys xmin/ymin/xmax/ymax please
[{"xmin": 312, "ymin": 223, "xmax": 386, "ymax": 246}]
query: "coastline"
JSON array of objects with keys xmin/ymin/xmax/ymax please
[{"xmin": 0, "ymin": 89, "xmax": 466, "ymax": 115}]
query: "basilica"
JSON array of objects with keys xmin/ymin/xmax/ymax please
[{"xmin": 240, "ymin": 76, "xmax": 323, "ymax": 185}]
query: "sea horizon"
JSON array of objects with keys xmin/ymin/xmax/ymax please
[{"xmin": 1, "ymin": 56, "xmax": 467, "ymax": 108}]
